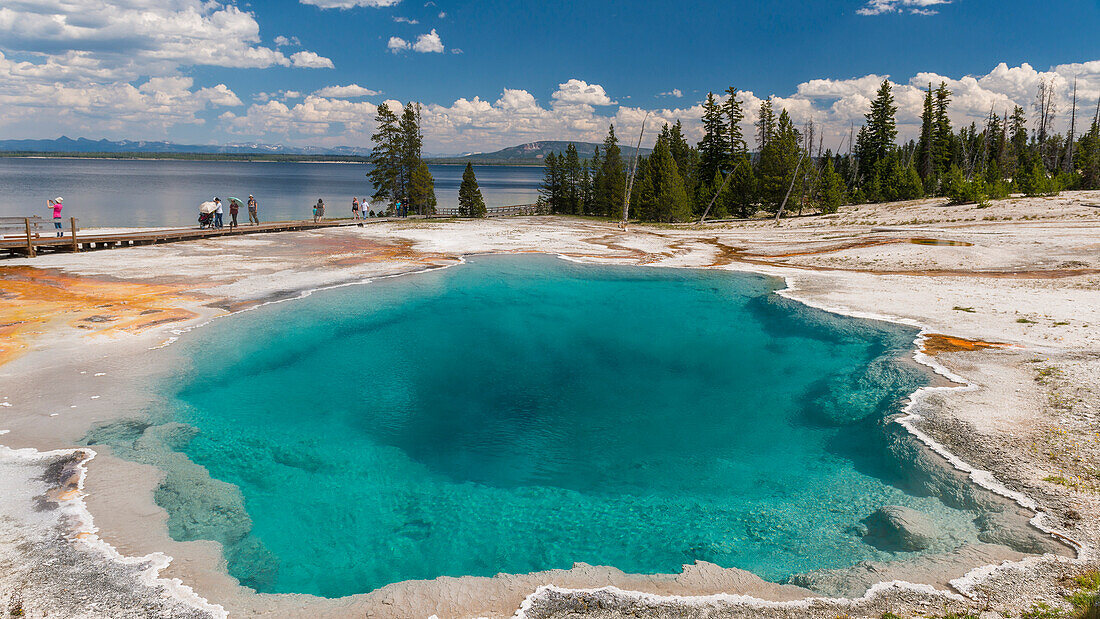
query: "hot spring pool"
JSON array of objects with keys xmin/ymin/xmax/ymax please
[{"xmin": 88, "ymin": 254, "xmax": 993, "ymax": 597}]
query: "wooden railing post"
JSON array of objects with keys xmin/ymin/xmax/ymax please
[
  {"xmin": 24, "ymin": 217, "xmax": 35, "ymax": 258},
  {"xmin": 70, "ymin": 217, "xmax": 79, "ymax": 253}
]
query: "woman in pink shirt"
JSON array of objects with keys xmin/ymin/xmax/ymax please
[{"xmin": 47, "ymin": 197, "xmax": 63, "ymax": 237}]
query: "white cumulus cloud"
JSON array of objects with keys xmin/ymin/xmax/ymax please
[
  {"xmin": 412, "ymin": 29, "xmax": 444, "ymax": 53},
  {"xmin": 388, "ymin": 36, "xmax": 410, "ymax": 52},
  {"xmin": 0, "ymin": 1, "xmax": 340, "ymax": 138},
  {"xmin": 552, "ymin": 79, "xmax": 616, "ymax": 106},
  {"xmin": 223, "ymin": 95, "xmax": 379, "ymax": 137},
  {"xmin": 857, "ymin": 0, "xmax": 951, "ymax": 15},
  {"xmin": 290, "ymin": 51, "xmax": 335, "ymax": 69},
  {"xmin": 300, "ymin": 0, "xmax": 402, "ymax": 8},
  {"xmin": 313, "ymin": 84, "xmax": 381, "ymax": 98}
]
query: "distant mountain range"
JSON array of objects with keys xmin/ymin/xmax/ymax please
[
  {"xmin": 0, "ymin": 136, "xmax": 650, "ymax": 164},
  {"xmin": 0, "ymin": 136, "xmax": 371, "ymax": 156},
  {"xmin": 430, "ymin": 141, "xmax": 652, "ymax": 165}
]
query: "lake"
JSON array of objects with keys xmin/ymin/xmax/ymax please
[{"xmin": 0, "ymin": 158, "xmax": 544, "ymax": 228}]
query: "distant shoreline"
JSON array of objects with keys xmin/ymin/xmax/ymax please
[{"xmin": 0, "ymin": 151, "xmax": 547, "ymax": 166}]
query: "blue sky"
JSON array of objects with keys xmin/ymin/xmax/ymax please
[{"xmin": 2, "ymin": 0, "xmax": 1100, "ymax": 153}]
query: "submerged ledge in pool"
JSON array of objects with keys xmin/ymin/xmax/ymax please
[{"xmin": 81, "ymin": 254, "xmax": 1052, "ymax": 599}]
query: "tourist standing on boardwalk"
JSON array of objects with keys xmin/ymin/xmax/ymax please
[
  {"xmin": 47, "ymin": 197, "xmax": 63, "ymax": 237},
  {"xmin": 229, "ymin": 198, "xmax": 240, "ymax": 229},
  {"xmin": 313, "ymin": 198, "xmax": 325, "ymax": 222},
  {"xmin": 213, "ymin": 198, "xmax": 224, "ymax": 228},
  {"xmin": 247, "ymin": 195, "xmax": 259, "ymax": 225},
  {"xmin": 352, "ymin": 197, "xmax": 360, "ymax": 220}
]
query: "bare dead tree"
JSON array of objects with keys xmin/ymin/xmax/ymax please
[
  {"xmin": 621, "ymin": 112, "xmax": 649, "ymax": 230},
  {"xmin": 698, "ymin": 168, "xmax": 734, "ymax": 223},
  {"xmin": 775, "ymin": 153, "xmax": 806, "ymax": 224},
  {"xmin": 1034, "ymin": 78, "xmax": 1058, "ymax": 167}
]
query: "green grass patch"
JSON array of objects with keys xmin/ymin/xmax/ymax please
[
  {"xmin": 1074, "ymin": 571, "xmax": 1100, "ymax": 590},
  {"xmin": 1021, "ymin": 601, "xmax": 1068, "ymax": 618},
  {"xmin": 1018, "ymin": 317, "xmax": 1036, "ymax": 324},
  {"xmin": 953, "ymin": 306, "xmax": 976, "ymax": 313}
]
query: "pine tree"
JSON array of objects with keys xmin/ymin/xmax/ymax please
[
  {"xmin": 985, "ymin": 108, "xmax": 1007, "ymax": 178},
  {"xmin": 638, "ymin": 135, "xmax": 692, "ymax": 222},
  {"xmin": 863, "ymin": 78, "xmax": 898, "ymax": 173},
  {"xmin": 724, "ymin": 86, "xmax": 747, "ymax": 160},
  {"xmin": 698, "ymin": 93, "xmax": 730, "ymax": 183},
  {"xmin": 933, "ymin": 82, "xmax": 954, "ymax": 177},
  {"xmin": 540, "ymin": 152, "xmax": 562, "ymax": 212},
  {"xmin": 666, "ymin": 120, "xmax": 697, "ymax": 211},
  {"xmin": 916, "ymin": 84, "xmax": 935, "ymax": 182},
  {"xmin": 700, "ymin": 170, "xmax": 729, "ymax": 219},
  {"xmin": 564, "ymin": 143, "xmax": 581, "ymax": 214},
  {"xmin": 367, "ymin": 104, "xmax": 402, "ymax": 207},
  {"xmin": 458, "ymin": 163, "xmax": 486, "ymax": 217},
  {"xmin": 756, "ymin": 98, "xmax": 776, "ymax": 152},
  {"xmin": 579, "ymin": 161, "xmax": 593, "ymax": 213},
  {"xmin": 1078, "ymin": 115, "xmax": 1100, "ymax": 189},
  {"xmin": 589, "ymin": 146, "xmax": 603, "ymax": 215},
  {"xmin": 1009, "ymin": 105, "xmax": 1029, "ymax": 177},
  {"xmin": 726, "ymin": 158, "xmax": 756, "ymax": 218},
  {"xmin": 597, "ymin": 124, "xmax": 626, "ymax": 218},
  {"xmin": 398, "ymin": 103, "xmax": 422, "ymax": 209},
  {"xmin": 757, "ymin": 109, "xmax": 801, "ymax": 212},
  {"xmin": 853, "ymin": 124, "xmax": 872, "ymax": 188},
  {"xmin": 819, "ymin": 158, "xmax": 844, "ymax": 213},
  {"xmin": 408, "ymin": 160, "xmax": 436, "ymax": 215}
]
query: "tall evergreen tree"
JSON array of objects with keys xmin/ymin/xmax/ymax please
[
  {"xmin": 757, "ymin": 109, "xmax": 802, "ymax": 211},
  {"xmin": 724, "ymin": 86, "xmax": 747, "ymax": 160},
  {"xmin": 864, "ymin": 78, "xmax": 898, "ymax": 172},
  {"xmin": 636, "ymin": 135, "xmax": 692, "ymax": 222},
  {"xmin": 563, "ymin": 143, "xmax": 581, "ymax": 214},
  {"xmin": 458, "ymin": 163, "xmax": 486, "ymax": 217},
  {"xmin": 408, "ymin": 160, "xmax": 436, "ymax": 215},
  {"xmin": 916, "ymin": 84, "xmax": 935, "ymax": 182},
  {"xmin": 597, "ymin": 124, "xmax": 626, "ymax": 218},
  {"xmin": 985, "ymin": 108, "xmax": 1007, "ymax": 176},
  {"xmin": 698, "ymin": 93, "xmax": 730, "ymax": 183},
  {"xmin": 367, "ymin": 104, "xmax": 403, "ymax": 208},
  {"xmin": 1078, "ymin": 115, "xmax": 1100, "ymax": 189},
  {"xmin": 819, "ymin": 157, "xmax": 844, "ymax": 213},
  {"xmin": 579, "ymin": 161, "xmax": 593, "ymax": 213},
  {"xmin": 756, "ymin": 99, "xmax": 776, "ymax": 152},
  {"xmin": 589, "ymin": 146, "xmax": 603, "ymax": 215},
  {"xmin": 933, "ymin": 82, "xmax": 954, "ymax": 177},
  {"xmin": 398, "ymin": 102, "xmax": 422, "ymax": 208},
  {"xmin": 726, "ymin": 158, "xmax": 756, "ymax": 218},
  {"xmin": 666, "ymin": 120, "xmax": 697, "ymax": 209},
  {"xmin": 1009, "ymin": 105, "xmax": 1029, "ymax": 177},
  {"xmin": 539, "ymin": 152, "xmax": 563, "ymax": 213}
]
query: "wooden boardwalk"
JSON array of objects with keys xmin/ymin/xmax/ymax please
[
  {"xmin": 0, "ymin": 218, "xmax": 393, "ymax": 259},
  {"xmin": 1, "ymin": 203, "xmax": 549, "ymax": 259}
]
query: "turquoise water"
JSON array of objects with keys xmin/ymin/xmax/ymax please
[{"xmin": 96, "ymin": 255, "xmax": 985, "ymax": 597}]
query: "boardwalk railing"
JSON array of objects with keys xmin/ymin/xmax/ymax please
[
  {"xmin": 0, "ymin": 217, "xmax": 391, "ymax": 259},
  {"xmin": 1, "ymin": 203, "xmax": 550, "ymax": 259},
  {"xmin": 431, "ymin": 203, "xmax": 548, "ymax": 218}
]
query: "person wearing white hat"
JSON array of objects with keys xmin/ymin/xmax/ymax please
[{"xmin": 47, "ymin": 197, "xmax": 64, "ymax": 237}]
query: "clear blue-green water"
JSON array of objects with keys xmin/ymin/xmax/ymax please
[{"xmin": 93, "ymin": 255, "xmax": 984, "ymax": 598}]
